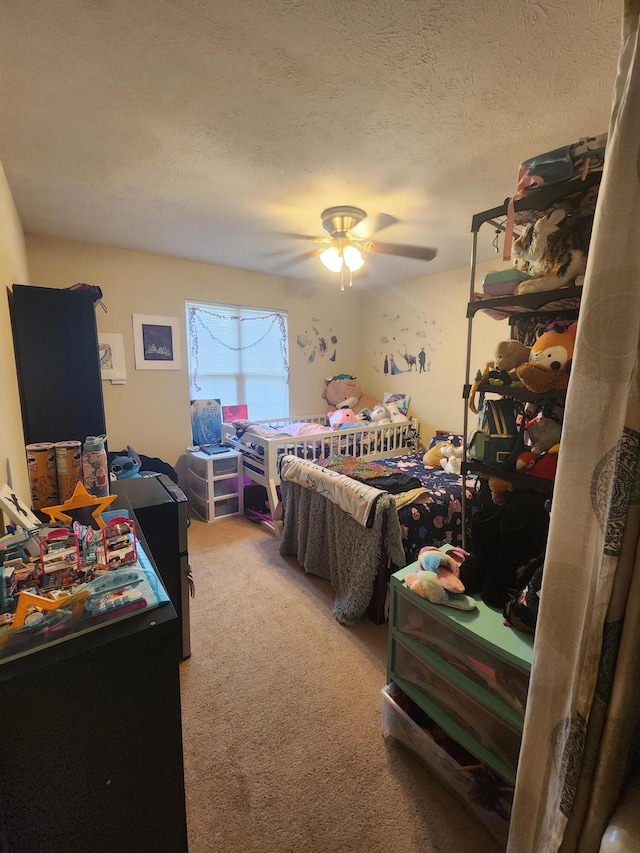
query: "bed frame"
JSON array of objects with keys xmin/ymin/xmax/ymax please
[{"xmin": 221, "ymin": 414, "xmax": 420, "ymax": 519}]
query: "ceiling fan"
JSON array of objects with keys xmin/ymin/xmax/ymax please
[{"xmin": 276, "ymin": 205, "xmax": 437, "ymax": 290}]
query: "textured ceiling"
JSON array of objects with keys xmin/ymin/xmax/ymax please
[{"xmin": 0, "ymin": 0, "xmax": 621, "ymax": 286}]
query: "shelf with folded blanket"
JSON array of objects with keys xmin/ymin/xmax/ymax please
[
  {"xmin": 466, "ymin": 283, "xmax": 584, "ymax": 319},
  {"xmin": 384, "ymin": 564, "xmax": 533, "ymax": 844}
]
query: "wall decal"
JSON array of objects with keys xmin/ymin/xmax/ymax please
[
  {"xmin": 374, "ymin": 309, "xmax": 443, "ymax": 376},
  {"xmin": 299, "ymin": 321, "xmax": 339, "ymax": 367}
]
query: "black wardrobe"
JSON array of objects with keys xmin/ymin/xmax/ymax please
[{"xmin": 9, "ymin": 283, "xmax": 106, "ymax": 446}]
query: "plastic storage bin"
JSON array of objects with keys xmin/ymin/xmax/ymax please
[
  {"xmin": 395, "ymin": 592, "xmax": 529, "ymax": 717},
  {"xmin": 382, "ymin": 684, "xmax": 510, "ymax": 846},
  {"xmin": 482, "ymin": 269, "xmax": 531, "ymax": 296},
  {"xmin": 391, "ymin": 637, "xmax": 522, "ymax": 782}
]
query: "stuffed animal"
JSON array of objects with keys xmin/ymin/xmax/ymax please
[
  {"xmin": 423, "ymin": 440, "xmax": 457, "ymax": 467},
  {"xmin": 418, "ymin": 544, "xmax": 468, "ymax": 592},
  {"xmin": 369, "ymin": 403, "xmax": 391, "ymax": 424},
  {"xmin": 487, "ymin": 475, "xmax": 515, "ymax": 505},
  {"xmin": 529, "ymin": 446, "xmax": 559, "ymax": 480},
  {"xmin": 327, "ymin": 408, "xmax": 357, "ymax": 430},
  {"xmin": 494, "ymin": 340, "xmax": 531, "ymax": 374},
  {"xmin": 512, "ymin": 208, "xmax": 593, "ymax": 294},
  {"xmin": 109, "ymin": 446, "xmax": 142, "ymax": 479},
  {"xmin": 385, "ymin": 401, "xmax": 409, "ymax": 423},
  {"xmin": 322, "ymin": 375, "xmax": 379, "ymax": 415},
  {"xmin": 527, "ymin": 418, "xmax": 562, "ymax": 456},
  {"xmin": 516, "ymin": 324, "xmax": 577, "ymax": 393},
  {"xmin": 405, "ymin": 569, "xmax": 476, "ymax": 611},
  {"xmin": 440, "ymin": 443, "xmax": 463, "ymax": 475}
]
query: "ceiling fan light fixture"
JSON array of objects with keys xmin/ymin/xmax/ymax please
[
  {"xmin": 320, "ymin": 245, "xmax": 344, "ymax": 273},
  {"xmin": 343, "ymin": 244, "xmax": 364, "ymax": 272}
]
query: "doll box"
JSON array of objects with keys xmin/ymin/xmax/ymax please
[{"xmin": 482, "ymin": 269, "xmax": 531, "ymax": 296}]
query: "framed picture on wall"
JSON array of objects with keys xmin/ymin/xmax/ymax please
[
  {"xmin": 132, "ymin": 314, "xmax": 182, "ymax": 370},
  {"xmin": 98, "ymin": 333, "xmax": 127, "ymax": 383}
]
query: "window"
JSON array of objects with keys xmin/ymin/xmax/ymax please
[{"xmin": 186, "ymin": 301, "xmax": 289, "ymax": 421}]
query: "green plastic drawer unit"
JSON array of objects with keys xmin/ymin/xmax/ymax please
[
  {"xmin": 395, "ymin": 589, "xmax": 530, "ymax": 717},
  {"xmin": 390, "ymin": 636, "xmax": 522, "ymax": 784}
]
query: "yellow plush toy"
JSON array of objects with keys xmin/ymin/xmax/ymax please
[{"xmin": 423, "ymin": 441, "xmax": 456, "ymax": 468}]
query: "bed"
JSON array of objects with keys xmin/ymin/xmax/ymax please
[
  {"xmin": 221, "ymin": 414, "xmax": 420, "ymax": 517},
  {"xmin": 278, "ymin": 435, "xmax": 480, "ymax": 626}
]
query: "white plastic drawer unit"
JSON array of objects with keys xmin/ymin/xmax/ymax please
[
  {"xmin": 395, "ymin": 591, "xmax": 530, "ymax": 717},
  {"xmin": 186, "ymin": 470, "xmax": 208, "ymax": 501},
  {"xmin": 185, "ymin": 449, "xmax": 243, "ymax": 522},
  {"xmin": 381, "ymin": 684, "xmax": 510, "ymax": 847},
  {"xmin": 187, "ymin": 451, "xmax": 239, "ymax": 480},
  {"xmin": 390, "ymin": 636, "xmax": 522, "ymax": 784}
]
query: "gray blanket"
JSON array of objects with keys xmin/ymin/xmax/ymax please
[{"xmin": 279, "ymin": 480, "xmax": 406, "ymax": 626}]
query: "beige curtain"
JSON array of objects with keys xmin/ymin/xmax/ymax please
[{"xmin": 508, "ymin": 4, "xmax": 640, "ymax": 851}]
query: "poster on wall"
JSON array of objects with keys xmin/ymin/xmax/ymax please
[{"xmin": 190, "ymin": 399, "xmax": 222, "ymax": 446}]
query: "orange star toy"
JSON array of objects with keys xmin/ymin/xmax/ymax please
[{"xmin": 42, "ymin": 482, "xmax": 117, "ymax": 529}]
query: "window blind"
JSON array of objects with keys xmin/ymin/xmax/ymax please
[{"xmin": 186, "ymin": 301, "xmax": 289, "ymax": 421}]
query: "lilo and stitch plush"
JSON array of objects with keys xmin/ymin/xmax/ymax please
[{"xmin": 109, "ymin": 446, "xmax": 142, "ymax": 479}]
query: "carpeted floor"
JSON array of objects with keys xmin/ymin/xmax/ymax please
[{"xmin": 180, "ymin": 516, "xmax": 502, "ymax": 853}]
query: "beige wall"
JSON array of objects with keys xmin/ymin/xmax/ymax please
[
  {"xmin": 0, "ymin": 163, "xmax": 30, "ymax": 503},
  {"xmin": 359, "ymin": 264, "xmax": 510, "ymax": 444},
  {"xmin": 26, "ymin": 235, "xmax": 364, "ymax": 469}
]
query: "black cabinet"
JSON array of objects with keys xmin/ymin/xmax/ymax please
[
  {"xmin": 9, "ymin": 284, "xmax": 106, "ymax": 445},
  {"xmin": 0, "ymin": 569, "xmax": 188, "ymax": 852},
  {"xmin": 113, "ymin": 476, "xmax": 192, "ymax": 661}
]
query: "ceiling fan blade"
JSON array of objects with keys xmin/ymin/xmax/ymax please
[
  {"xmin": 271, "ymin": 248, "xmax": 321, "ymax": 271},
  {"xmin": 351, "ymin": 212, "xmax": 399, "ymax": 238},
  {"xmin": 366, "ymin": 240, "xmax": 437, "ymax": 262},
  {"xmin": 279, "ymin": 233, "xmax": 327, "ymax": 243}
]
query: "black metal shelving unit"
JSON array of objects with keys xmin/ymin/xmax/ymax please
[{"xmin": 461, "ymin": 175, "xmax": 601, "ymax": 546}]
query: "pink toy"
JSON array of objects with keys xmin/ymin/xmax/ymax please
[
  {"xmin": 327, "ymin": 408, "xmax": 357, "ymax": 430},
  {"xmin": 418, "ymin": 544, "xmax": 469, "ymax": 593}
]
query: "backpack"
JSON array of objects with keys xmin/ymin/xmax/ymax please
[
  {"xmin": 468, "ymin": 398, "xmax": 525, "ymax": 471},
  {"xmin": 515, "ymin": 134, "xmax": 607, "ymax": 197},
  {"xmin": 503, "ymin": 133, "xmax": 607, "ymax": 261}
]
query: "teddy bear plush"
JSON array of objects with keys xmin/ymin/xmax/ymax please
[
  {"xmin": 322, "ymin": 375, "xmax": 380, "ymax": 415},
  {"xmin": 494, "ymin": 340, "xmax": 531, "ymax": 374},
  {"xmin": 423, "ymin": 440, "xmax": 456, "ymax": 468}
]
